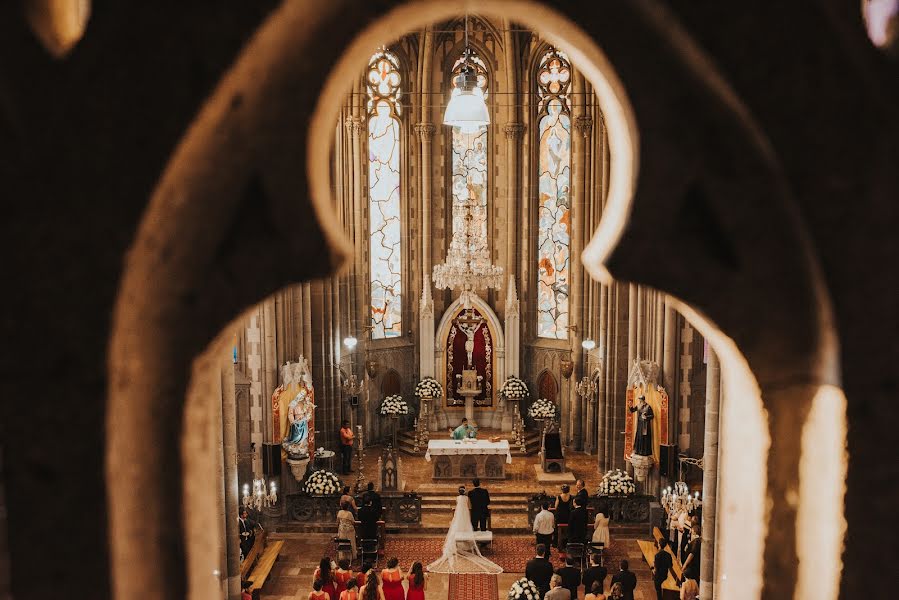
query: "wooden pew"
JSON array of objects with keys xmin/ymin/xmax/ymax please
[
  {"xmin": 247, "ymin": 538, "xmax": 284, "ymax": 593},
  {"xmin": 240, "ymin": 530, "xmax": 267, "ymax": 580},
  {"xmin": 636, "ymin": 539, "xmax": 680, "ymax": 600}
]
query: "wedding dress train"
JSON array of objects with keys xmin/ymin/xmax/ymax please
[{"xmin": 426, "ymin": 494, "xmax": 503, "ymax": 574}]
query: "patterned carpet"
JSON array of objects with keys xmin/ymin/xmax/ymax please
[
  {"xmin": 448, "ymin": 574, "xmax": 499, "ymax": 600},
  {"xmin": 325, "ymin": 535, "xmax": 628, "ymax": 572}
]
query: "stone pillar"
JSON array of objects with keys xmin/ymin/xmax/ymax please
[
  {"xmin": 221, "ymin": 356, "xmax": 241, "ymax": 599},
  {"xmin": 700, "ymin": 349, "xmax": 720, "ymax": 600},
  {"xmin": 628, "ymin": 283, "xmax": 637, "ymax": 367},
  {"xmin": 503, "ymin": 277, "xmax": 521, "ymax": 432},
  {"xmin": 662, "ymin": 302, "xmax": 677, "ymax": 488},
  {"xmin": 415, "ymin": 122, "xmax": 436, "ymax": 275},
  {"xmin": 504, "ymin": 122, "xmax": 525, "ymax": 279}
]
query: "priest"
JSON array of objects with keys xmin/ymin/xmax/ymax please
[{"xmin": 450, "ymin": 417, "xmax": 477, "ymax": 440}]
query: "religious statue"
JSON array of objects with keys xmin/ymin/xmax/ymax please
[
  {"xmin": 282, "ymin": 387, "xmax": 315, "ymax": 457},
  {"xmin": 629, "ymin": 394, "xmax": 654, "ymax": 456},
  {"xmin": 456, "ymin": 310, "xmax": 485, "ymax": 368},
  {"xmin": 450, "ymin": 417, "xmax": 478, "ymax": 440}
]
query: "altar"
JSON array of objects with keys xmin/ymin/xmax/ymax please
[{"xmin": 424, "ymin": 439, "xmax": 512, "ymax": 480}]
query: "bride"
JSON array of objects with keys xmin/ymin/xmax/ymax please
[{"xmin": 426, "ymin": 486, "xmax": 502, "ymax": 574}]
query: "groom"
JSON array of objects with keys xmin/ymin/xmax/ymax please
[
  {"xmin": 451, "ymin": 418, "xmax": 477, "ymax": 440},
  {"xmin": 468, "ymin": 478, "xmax": 490, "ymax": 531}
]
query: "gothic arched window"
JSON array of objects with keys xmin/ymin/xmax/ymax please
[
  {"xmin": 535, "ymin": 49, "xmax": 572, "ymax": 340},
  {"xmin": 367, "ymin": 49, "xmax": 403, "ymax": 339},
  {"xmin": 450, "ymin": 51, "xmax": 489, "ymax": 243}
]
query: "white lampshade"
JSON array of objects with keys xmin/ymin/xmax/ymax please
[
  {"xmin": 581, "ymin": 338, "xmax": 597, "ymax": 351},
  {"xmin": 443, "ymin": 86, "xmax": 489, "ymax": 132}
]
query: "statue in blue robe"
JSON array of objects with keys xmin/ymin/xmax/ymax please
[{"xmin": 282, "ymin": 389, "xmax": 313, "ymax": 456}]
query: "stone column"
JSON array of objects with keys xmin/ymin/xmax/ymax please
[
  {"xmin": 628, "ymin": 283, "xmax": 637, "ymax": 368},
  {"xmin": 505, "ymin": 122, "xmax": 525, "ymax": 278},
  {"xmin": 415, "ymin": 122, "xmax": 436, "ymax": 275},
  {"xmin": 503, "ymin": 278, "xmax": 521, "ymax": 432},
  {"xmin": 700, "ymin": 349, "xmax": 720, "ymax": 600},
  {"xmin": 221, "ymin": 356, "xmax": 241, "ymax": 599}
]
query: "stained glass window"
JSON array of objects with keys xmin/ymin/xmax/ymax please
[
  {"xmin": 536, "ymin": 49, "xmax": 572, "ymax": 339},
  {"xmin": 367, "ymin": 49, "xmax": 403, "ymax": 339},
  {"xmin": 450, "ymin": 53, "xmax": 489, "ymax": 243}
]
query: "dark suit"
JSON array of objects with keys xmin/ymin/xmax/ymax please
[
  {"xmin": 468, "ymin": 487, "xmax": 490, "ymax": 531},
  {"xmin": 566, "ymin": 505, "xmax": 588, "ymax": 545},
  {"xmin": 582, "ymin": 565, "xmax": 608, "ymax": 596},
  {"xmin": 238, "ymin": 517, "xmax": 258, "ymax": 558},
  {"xmin": 683, "ymin": 538, "xmax": 701, "ymax": 581},
  {"xmin": 611, "ymin": 569, "xmax": 637, "ymax": 600},
  {"xmin": 653, "ymin": 549, "xmax": 673, "ymax": 599},
  {"xmin": 363, "ymin": 490, "xmax": 383, "ymax": 517},
  {"xmin": 525, "ymin": 557, "xmax": 554, "ymax": 599},
  {"xmin": 357, "ymin": 504, "xmax": 379, "ymax": 540},
  {"xmin": 556, "ymin": 565, "xmax": 581, "ymax": 599},
  {"xmin": 575, "ymin": 488, "xmax": 589, "ymax": 508}
]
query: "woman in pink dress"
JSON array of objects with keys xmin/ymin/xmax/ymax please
[
  {"xmin": 405, "ymin": 562, "xmax": 425, "ymax": 600},
  {"xmin": 380, "ymin": 557, "xmax": 405, "ymax": 600}
]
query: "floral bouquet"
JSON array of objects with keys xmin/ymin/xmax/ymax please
[
  {"xmin": 499, "ymin": 376, "xmax": 529, "ymax": 400},
  {"xmin": 597, "ymin": 468, "xmax": 636, "ymax": 496},
  {"xmin": 414, "ymin": 377, "xmax": 443, "ymax": 398},
  {"xmin": 507, "ymin": 577, "xmax": 540, "ymax": 600},
  {"xmin": 379, "ymin": 394, "xmax": 409, "ymax": 416},
  {"xmin": 303, "ymin": 469, "xmax": 341, "ymax": 495},
  {"xmin": 528, "ymin": 398, "xmax": 557, "ymax": 420}
]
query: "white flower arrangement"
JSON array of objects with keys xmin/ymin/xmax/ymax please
[
  {"xmin": 303, "ymin": 469, "xmax": 341, "ymax": 495},
  {"xmin": 528, "ymin": 398, "xmax": 557, "ymax": 420},
  {"xmin": 499, "ymin": 376, "xmax": 529, "ymax": 400},
  {"xmin": 597, "ymin": 468, "xmax": 637, "ymax": 496},
  {"xmin": 379, "ymin": 394, "xmax": 409, "ymax": 416},
  {"xmin": 414, "ymin": 377, "xmax": 443, "ymax": 398},
  {"xmin": 507, "ymin": 577, "xmax": 540, "ymax": 600}
]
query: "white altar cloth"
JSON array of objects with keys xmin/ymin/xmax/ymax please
[{"xmin": 424, "ymin": 439, "xmax": 512, "ymax": 464}]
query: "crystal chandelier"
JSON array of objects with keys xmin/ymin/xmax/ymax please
[
  {"xmin": 661, "ymin": 481, "xmax": 701, "ymax": 521},
  {"xmin": 242, "ymin": 478, "xmax": 277, "ymax": 511},
  {"xmin": 432, "ymin": 199, "xmax": 503, "ymax": 303}
]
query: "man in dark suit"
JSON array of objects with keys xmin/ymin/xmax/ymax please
[
  {"xmin": 362, "ymin": 482, "xmax": 382, "ymax": 518},
  {"xmin": 582, "ymin": 553, "xmax": 608, "ymax": 597},
  {"xmin": 525, "ymin": 543, "xmax": 554, "ymax": 599},
  {"xmin": 574, "ymin": 479, "xmax": 589, "ymax": 508},
  {"xmin": 611, "ymin": 559, "xmax": 638, "ymax": 600},
  {"xmin": 566, "ymin": 496, "xmax": 588, "ymax": 546},
  {"xmin": 556, "ymin": 557, "xmax": 581, "ymax": 599},
  {"xmin": 467, "ymin": 478, "xmax": 490, "ymax": 531},
  {"xmin": 238, "ymin": 508, "xmax": 259, "ymax": 559},
  {"xmin": 357, "ymin": 496, "xmax": 380, "ymax": 541},
  {"xmin": 653, "ymin": 537, "xmax": 675, "ymax": 600}
]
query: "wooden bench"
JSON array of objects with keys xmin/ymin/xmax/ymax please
[
  {"xmin": 653, "ymin": 527, "xmax": 683, "ymax": 579},
  {"xmin": 240, "ymin": 530, "xmax": 267, "ymax": 580},
  {"xmin": 455, "ymin": 531, "xmax": 493, "ymax": 548},
  {"xmin": 247, "ymin": 539, "xmax": 284, "ymax": 593},
  {"xmin": 636, "ymin": 540, "xmax": 680, "ymax": 600}
]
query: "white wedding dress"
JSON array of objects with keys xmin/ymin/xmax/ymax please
[{"xmin": 426, "ymin": 494, "xmax": 503, "ymax": 574}]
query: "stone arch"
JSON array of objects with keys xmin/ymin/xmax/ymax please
[
  {"xmin": 103, "ymin": 2, "xmax": 846, "ymax": 600},
  {"xmin": 535, "ymin": 369, "xmax": 558, "ymax": 404}
]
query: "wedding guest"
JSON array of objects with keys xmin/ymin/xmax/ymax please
[
  {"xmin": 567, "ymin": 496, "xmax": 589, "ymax": 546},
  {"xmin": 363, "ymin": 482, "xmax": 383, "ymax": 518},
  {"xmin": 575, "ymin": 479, "xmax": 590, "ymax": 507},
  {"xmin": 610, "ymin": 560, "xmax": 637, "ymax": 600},
  {"xmin": 525, "ymin": 543, "xmax": 554, "ymax": 599},
  {"xmin": 406, "ymin": 561, "xmax": 426, "ymax": 600},
  {"xmin": 309, "ymin": 579, "xmax": 329, "ymax": 600},
  {"xmin": 533, "ymin": 501, "xmax": 556, "ymax": 552},
  {"xmin": 582, "ymin": 553, "xmax": 608, "ymax": 597},
  {"xmin": 545, "ymin": 574, "xmax": 572, "ymax": 600},
  {"xmin": 592, "ymin": 510, "xmax": 611, "ymax": 548},
  {"xmin": 680, "ymin": 578, "xmax": 699, "ymax": 600},
  {"xmin": 653, "ymin": 537, "xmax": 675, "ymax": 600},
  {"xmin": 241, "ymin": 580, "xmax": 253, "ymax": 600},
  {"xmin": 339, "ymin": 486, "xmax": 358, "ymax": 516},
  {"xmin": 608, "ymin": 582, "xmax": 624, "ymax": 600},
  {"xmin": 468, "ymin": 478, "xmax": 490, "ymax": 531},
  {"xmin": 337, "ymin": 502, "xmax": 357, "ymax": 560},
  {"xmin": 585, "ymin": 580, "xmax": 607, "ymax": 600},
  {"xmin": 356, "ymin": 562, "xmax": 373, "ymax": 590},
  {"xmin": 360, "ymin": 570, "xmax": 385, "ymax": 600},
  {"xmin": 681, "ymin": 529, "xmax": 701, "ymax": 583},
  {"xmin": 380, "ymin": 557, "xmax": 404, "ymax": 600},
  {"xmin": 340, "ymin": 420, "xmax": 355, "ymax": 474},
  {"xmin": 339, "ymin": 579, "xmax": 359, "ymax": 600},
  {"xmin": 358, "ymin": 497, "xmax": 380, "ymax": 542},
  {"xmin": 334, "ymin": 559, "xmax": 355, "ymax": 595},
  {"xmin": 556, "ymin": 557, "xmax": 582, "ymax": 599},
  {"xmin": 238, "ymin": 508, "xmax": 259, "ymax": 559},
  {"xmin": 312, "ymin": 557, "xmax": 339, "ymax": 600},
  {"xmin": 554, "ymin": 484, "xmax": 573, "ymax": 549}
]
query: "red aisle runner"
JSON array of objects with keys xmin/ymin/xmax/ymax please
[{"xmin": 448, "ymin": 573, "xmax": 498, "ymax": 600}]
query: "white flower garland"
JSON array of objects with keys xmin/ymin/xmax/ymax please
[
  {"xmin": 414, "ymin": 377, "xmax": 443, "ymax": 398},
  {"xmin": 597, "ymin": 468, "xmax": 636, "ymax": 496},
  {"xmin": 499, "ymin": 376, "xmax": 529, "ymax": 400},
  {"xmin": 528, "ymin": 398, "xmax": 557, "ymax": 419},
  {"xmin": 379, "ymin": 394, "xmax": 409, "ymax": 416},
  {"xmin": 507, "ymin": 577, "xmax": 540, "ymax": 600},
  {"xmin": 303, "ymin": 469, "xmax": 341, "ymax": 495}
]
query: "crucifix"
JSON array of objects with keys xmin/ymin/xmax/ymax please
[{"xmin": 454, "ymin": 309, "xmax": 485, "ymax": 422}]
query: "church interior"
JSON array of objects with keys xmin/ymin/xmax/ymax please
[{"xmin": 0, "ymin": 2, "xmax": 897, "ymax": 600}]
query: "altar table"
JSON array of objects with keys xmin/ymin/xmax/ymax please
[{"xmin": 424, "ymin": 440, "xmax": 512, "ymax": 480}]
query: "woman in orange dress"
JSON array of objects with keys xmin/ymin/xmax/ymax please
[
  {"xmin": 356, "ymin": 562, "xmax": 372, "ymax": 590},
  {"xmin": 334, "ymin": 559, "xmax": 354, "ymax": 595},
  {"xmin": 339, "ymin": 579, "xmax": 359, "ymax": 600},
  {"xmin": 380, "ymin": 557, "xmax": 404, "ymax": 600},
  {"xmin": 359, "ymin": 570, "xmax": 385, "ymax": 600},
  {"xmin": 405, "ymin": 562, "xmax": 425, "ymax": 600},
  {"xmin": 312, "ymin": 557, "xmax": 339, "ymax": 600},
  {"xmin": 309, "ymin": 579, "xmax": 330, "ymax": 600}
]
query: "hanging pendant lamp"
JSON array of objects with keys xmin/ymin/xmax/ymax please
[{"xmin": 443, "ymin": 16, "xmax": 490, "ymax": 132}]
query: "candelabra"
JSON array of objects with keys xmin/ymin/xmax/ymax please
[
  {"xmin": 511, "ymin": 400, "xmax": 526, "ymax": 453},
  {"xmin": 661, "ymin": 481, "xmax": 701, "ymax": 524},
  {"xmin": 354, "ymin": 425, "xmax": 366, "ymax": 494},
  {"xmin": 242, "ymin": 478, "xmax": 277, "ymax": 511},
  {"xmin": 413, "ymin": 398, "xmax": 431, "ymax": 453},
  {"xmin": 575, "ymin": 375, "xmax": 597, "ymax": 402}
]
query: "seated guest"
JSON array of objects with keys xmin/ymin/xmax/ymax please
[
  {"xmin": 556, "ymin": 557, "xmax": 581, "ymax": 599},
  {"xmin": 339, "ymin": 486, "xmax": 358, "ymax": 517},
  {"xmin": 359, "ymin": 570, "xmax": 385, "ymax": 600},
  {"xmin": 309, "ymin": 579, "xmax": 329, "ymax": 600},
  {"xmin": 339, "ymin": 579, "xmax": 359, "ymax": 600},
  {"xmin": 533, "ymin": 500, "xmax": 555, "ymax": 553},
  {"xmin": 567, "ymin": 496, "xmax": 589, "ymax": 545},
  {"xmin": 355, "ymin": 562, "xmax": 373, "ymax": 590},
  {"xmin": 525, "ymin": 543, "xmax": 554, "ymax": 599},
  {"xmin": 546, "ymin": 573, "xmax": 572, "ymax": 600},
  {"xmin": 585, "ymin": 580, "xmax": 607, "ymax": 600},
  {"xmin": 583, "ymin": 553, "xmax": 608, "ymax": 597},
  {"xmin": 608, "ymin": 582, "xmax": 624, "ymax": 600},
  {"xmin": 362, "ymin": 482, "xmax": 382, "ymax": 518},
  {"xmin": 679, "ymin": 578, "xmax": 699, "ymax": 600},
  {"xmin": 357, "ymin": 497, "xmax": 380, "ymax": 542},
  {"xmin": 610, "ymin": 560, "xmax": 637, "ymax": 600}
]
